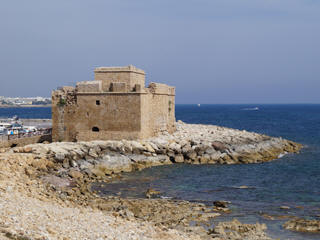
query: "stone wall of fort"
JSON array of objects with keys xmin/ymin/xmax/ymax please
[
  {"xmin": 52, "ymin": 66, "xmax": 175, "ymax": 142},
  {"xmin": 75, "ymin": 93, "xmax": 143, "ymax": 141},
  {"xmin": 0, "ymin": 134, "xmax": 51, "ymax": 149},
  {"xmin": 140, "ymin": 83, "xmax": 176, "ymax": 138},
  {"xmin": 52, "ymin": 87, "xmax": 78, "ymax": 142}
]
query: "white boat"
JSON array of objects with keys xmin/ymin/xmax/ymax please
[
  {"xmin": 242, "ymin": 107, "xmax": 259, "ymax": 111},
  {"xmin": 0, "ymin": 116, "xmax": 38, "ymax": 136},
  {"xmin": 197, "ymin": 104, "xmax": 201, "ymax": 107},
  {"xmin": 23, "ymin": 126, "xmax": 37, "ymax": 132},
  {"xmin": 0, "ymin": 122, "xmax": 12, "ymax": 128},
  {"xmin": 0, "ymin": 126, "xmax": 5, "ymax": 135}
]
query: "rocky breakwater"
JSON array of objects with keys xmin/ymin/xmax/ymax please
[{"xmin": 15, "ymin": 121, "xmax": 302, "ymax": 180}]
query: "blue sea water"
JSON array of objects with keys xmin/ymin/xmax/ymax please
[
  {"xmin": 96, "ymin": 104, "xmax": 320, "ymax": 240},
  {"xmin": 174, "ymin": 104, "xmax": 320, "ymax": 239},
  {"xmin": 1, "ymin": 105, "xmax": 320, "ymax": 239},
  {"xmin": 0, "ymin": 107, "xmax": 51, "ymax": 119}
]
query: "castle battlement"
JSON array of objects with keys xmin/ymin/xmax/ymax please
[
  {"xmin": 94, "ymin": 65, "xmax": 145, "ymax": 75},
  {"xmin": 52, "ymin": 66, "xmax": 176, "ymax": 142}
]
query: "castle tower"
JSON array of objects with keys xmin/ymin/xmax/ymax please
[
  {"xmin": 52, "ymin": 65, "xmax": 175, "ymax": 142},
  {"xmin": 94, "ymin": 65, "xmax": 145, "ymax": 92}
]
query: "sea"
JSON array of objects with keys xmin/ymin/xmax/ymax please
[{"xmin": 1, "ymin": 105, "xmax": 319, "ymax": 240}]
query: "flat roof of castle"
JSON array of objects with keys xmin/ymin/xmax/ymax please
[{"xmin": 94, "ymin": 65, "xmax": 145, "ymax": 74}]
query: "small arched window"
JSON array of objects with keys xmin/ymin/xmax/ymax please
[{"xmin": 92, "ymin": 127, "xmax": 100, "ymax": 132}]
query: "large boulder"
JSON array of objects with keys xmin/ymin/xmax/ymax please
[
  {"xmin": 210, "ymin": 219, "xmax": 271, "ymax": 239},
  {"xmin": 168, "ymin": 142, "xmax": 182, "ymax": 153},
  {"xmin": 211, "ymin": 141, "xmax": 227, "ymax": 152},
  {"xmin": 174, "ymin": 154, "xmax": 184, "ymax": 163},
  {"xmin": 130, "ymin": 141, "xmax": 146, "ymax": 153},
  {"xmin": 91, "ymin": 154, "xmax": 132, "ymax": 175}
]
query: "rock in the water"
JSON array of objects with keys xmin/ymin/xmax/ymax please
[
  {"xmin": 280, "ymin": 205, "xmax": 290, "ymax": 210},
  {"xmin": 197, "ymin": 212, "xmax": 221, "ymax": 222},
  {"xmin": 145, "ymin": 188, "xmax": 161, "ymax": 199},
  {"xmin": 236, "ymin": 185, "xmax": 252, "ymax": 189},
  {"xmin": 213, "ymin": 200, "xmax": 229, "ymax": 208},
  {"xmin": 209, "ymin": 219, "xmax": 272, "ymax": 240},
  {"xmin": 283, "ymin": 218, "xmax": 320, "ymax": 233}
]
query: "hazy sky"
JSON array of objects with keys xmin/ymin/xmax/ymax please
[{"xmin": 0, "ymin": 0, "xmax": 319, "ymax": 103}]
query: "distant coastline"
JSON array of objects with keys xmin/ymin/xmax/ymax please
[{"xmin": 0, "ymin": 104, "xmax": 51, "ymax": 108}]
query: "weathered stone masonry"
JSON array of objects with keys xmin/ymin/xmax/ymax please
[{"xmin": 52, "ymin": 65, "xmax": 176, "ymax": 142}]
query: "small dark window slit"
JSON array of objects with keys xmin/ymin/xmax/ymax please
[
  {"xmin": 92, "ymin": 127, "xmax": 99, "ymax": 132},
  {"xmin": 96, "ymin": 100, "xmax": 100, "ymax": 105}
]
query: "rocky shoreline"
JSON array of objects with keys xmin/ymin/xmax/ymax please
[
  {"xmin": 0, "ymin": 121, "xmax": 303, "ymax": 239},
  {"xmin": 15, "ymin": 121, "xmax": 301, "ymax": 177}
]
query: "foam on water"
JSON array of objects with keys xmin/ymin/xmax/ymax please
[{"xmin": 278, "ymin": 152, "xmax": 287, "ymax": 158}]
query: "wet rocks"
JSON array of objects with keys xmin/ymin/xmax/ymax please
[
  {"xmin": 283, "ymin": 218, "xmax": 320, "ymax": 233},
  {"xmin": 91, "ymin": 196, "xmax": 222, "ymax": 237},
  {"xmin": 209, "ymin": 219, "xmax": 272, "ymax": 240},
  {"xmin": 145, "ymin": 188, "xmax": 161, "ymax": 199},
  {"xmin": 213, "ymin": 201, "xmax": 229, "ymax": 208},
  {"xmin": 197, "ymin": 212, "xmax": 221, "ymax": 222},
  {"xmin": 260, "ymin": 214, "xmax": 294, "ymax": 221},
  {"xmin": 235, "ymin": 185, "xmax": 253, "ymax": 189},
  {"xmin": 280, "ymin": 205, "xmax": 291, "ymax": 210},
  {"xmin": 213, "ymin": 201, "xmax": 231, "ymax": 213}
]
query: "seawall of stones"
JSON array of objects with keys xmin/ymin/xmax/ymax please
[
  {"xmin": 12, "ymin": 128, "xmax": 301, "ymax": 180},
  {"xmin": 0, "ymin": 134, "xmax": 51, "ymax": 149}
]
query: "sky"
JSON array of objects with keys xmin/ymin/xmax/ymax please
[{"xmin": 0, "ymin": 0, "xmax": 319, "ymax": 104}]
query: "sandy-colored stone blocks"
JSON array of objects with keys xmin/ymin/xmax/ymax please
[{"xmin": 52, "ymin": 65, "xmax": 176, "ymax": 142}]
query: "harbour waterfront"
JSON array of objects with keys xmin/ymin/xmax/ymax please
[{"xmin": 0, "ymin": 110, "xmax": 52, "ymax": 147}]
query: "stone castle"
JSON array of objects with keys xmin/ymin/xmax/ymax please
[{"xmin": 52, "ymin": 65, "xmax": 176, "ymax": 142}]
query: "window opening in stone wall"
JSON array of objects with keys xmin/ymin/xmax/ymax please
[
  {"xmin": 96, "ymin": 100, "xmax": 100, "ymax": 105},
  {"xmin": 92, "ymin": 127, "xmax": 100, "ymax": 132}
]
